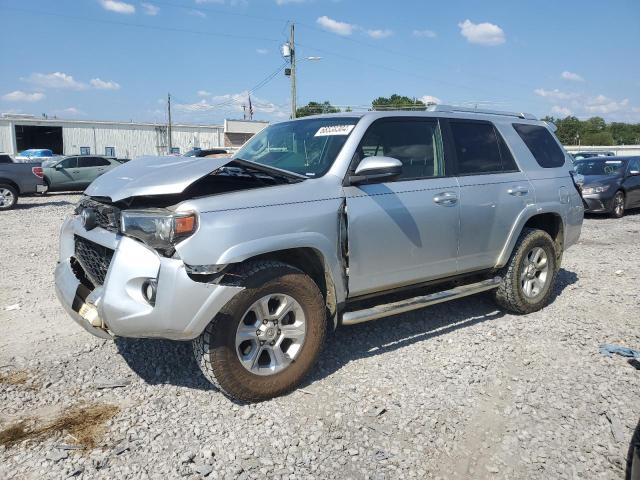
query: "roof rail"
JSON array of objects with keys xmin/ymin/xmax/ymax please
[{"xmin": 427, "ymin": 104, "xmax": 537, "ymax": 120}]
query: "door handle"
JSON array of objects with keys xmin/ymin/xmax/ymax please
[
  {"xmin": 507, "ymin": 186, "xmax": 529, "ymax": 196},
  {"xmin": 433, "ymin": 191, "xmax": 458, "ymax": 206}
]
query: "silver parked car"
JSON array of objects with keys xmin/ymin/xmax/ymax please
[{"xmin": 55, "ymin": 106, "xmax": 584, "ymax": 401}]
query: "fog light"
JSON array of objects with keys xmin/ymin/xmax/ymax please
[{"xmin": 142, "ymin": 279, "xmax": 157, "ymax": 306}]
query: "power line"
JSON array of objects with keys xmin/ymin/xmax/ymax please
[{"xmin": 0, "ymin": 6, "xmax": 282, "ymax": 43}]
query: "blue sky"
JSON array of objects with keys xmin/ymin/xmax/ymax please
[{"xmin": 1, "ymin": 0, "xmax": 639, "ymax": 124}]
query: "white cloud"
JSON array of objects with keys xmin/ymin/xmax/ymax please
[
  {"xmin": 584, "ymin": 95, "xmax": 629, "ymax": 114},
  {"xmin": 551, "ymin": 105, "xmax": 572, "ymax": 116},
  {"xmin": 25, "ymin": 72, "xmax": 87, "ymax": 90},
  {"xmin": 458, "ymin": 19, "xmax": 505, "ymax": 46},
  {"xmin": 275, "ymin": 0, "xmax": 307, "ymax": 4},
  {"xmin": 316, "ymin": 16, "xmax": 355, "ymax": 36},
  {"xmin": 2, "ymin": 91, "xmax": 45, "ymax": 102},
  {"xmin": 189, "ymin": 9, "xmax": 207, "ymax": 18},
  {"xmin": 538, "ymin": 87, "xmax": 639, "ymax": 120},
  {"xmin": 175, "ymin": 91, "xmax": 287, "ymax": 118},
  {"xmin": 534, "ymin": 88, "xmax": 578, "ymax": 100},
  {"xmin": 367, "ymin": 29, "xmax": 393, "ymax": 39},
  {"xmin": 561, "ymin": 71, "xmax": 584, "ymax": 82},
  {"xmin": 141, "ymin": 2, "xmax": 159, "ymax": 15},
  {"xmin": 57, "ymin": 107, "xmax": 86, "ymax": 116},
  {"xmin": 197, "ymin": 90, "xmax": 212, "ymax": 97},
  {"xmin": 413, "ymin": 29, "xmax": 437, "ymax": 38},
  {"xmin": 98, "ymin": 0, "xmax": 135, "ymax": 14},
  {"xmin": 256, "ymin": 48, "xmax": 269, "ymax": 55},
  {"xmin": 420, "ymin": 95, "xmax": 441, "ymax": 105},
  {"xmin": 90, "ymin": 78, "xmax": 121, "ymax": 90}
]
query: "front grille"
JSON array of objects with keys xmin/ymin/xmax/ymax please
[
  {"xmin": 76, "ymin": 197, "xmax": 120, "ymax": 232},
  {"xmin": 74, "ymin": 235, "xmax": 114, "ymax": 286}
]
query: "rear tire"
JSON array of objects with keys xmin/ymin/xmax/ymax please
[
  {"xmin": 493, "ymin": 228, "xmax": 557, "ymax": 314},
  {"xmin": 193, "ymin": 260, "xmax": 326, "ymax": 402},
  {"xmin": 0, "ymin": 184, "xmax": 18, "ymax": 210},
  {"xmin": 611, "ymin": 190, "xmax": 625, "ymax": 218}
]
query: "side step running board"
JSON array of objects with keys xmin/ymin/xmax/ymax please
[{"xmin": 341, "ymin": 277, "xmax": 502, "ymax": 326}]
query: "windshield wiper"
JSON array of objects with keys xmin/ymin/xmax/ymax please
[{"xmin": 232, "ymin": 158, "xmax": 307, "ymax": 182}]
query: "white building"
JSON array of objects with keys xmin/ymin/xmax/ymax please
[{"xmin": 0, "ymin": 114, "xmax": 268, "ymax": 158}]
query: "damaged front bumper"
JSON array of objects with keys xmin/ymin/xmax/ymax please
[{"xmin": 54, "ymin": 215, "xmax": 243, "ymax": 340}]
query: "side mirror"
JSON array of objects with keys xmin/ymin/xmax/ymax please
[
  {"xmin": 54, "ymin": 163, "xmax": 63, "ymax": 170},
  {"xmin": 349, "ymin": 156, "xmax": 402, "ymax": 185}
]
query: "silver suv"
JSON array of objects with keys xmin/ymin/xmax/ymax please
[{"xmin": 55, "ymin": 106, "xmax": 584, "ymax": 401}]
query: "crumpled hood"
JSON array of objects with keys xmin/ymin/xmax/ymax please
[{"xmin": 84, "ymin": 155, "xmax": 234, "ymax": 202}]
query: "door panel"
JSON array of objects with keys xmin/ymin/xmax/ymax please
[
  {"xmin": 49, "ymin": 157, "xmax": 77, "ymax": 190},
  {"xmin": 446, "ymin": 119, "xmax": 533, "ymax": 273},
  {"xmin": 457, "ymin": 173, "xmax": 533, "ymax": 272},
  {"xmin": 345, "ymin": 179, "xmax": 460, "ymax": 296}
]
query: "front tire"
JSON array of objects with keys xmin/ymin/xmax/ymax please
[
  {"xmin": 0, "ymin": 184, "xmax": 18, "ymax": 210},
  {"xmin": 493, "ymin": 228, "xmax": 557, "ymax": 314},
  {"xmin": 193, "ymin": 261, "xmax": 326, "ymax": 402},
  {"xmin": 611, "ymin": 190, "xmax": 625, "ymax": 218}
]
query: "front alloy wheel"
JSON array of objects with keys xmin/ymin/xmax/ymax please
[
  {"xmin": 193, "ymin": 260, "xmax": 326, "ymax": 402},
  {"xmin": 235, "ymin": 294, "xmax": 307, "ymax": 376},
  {"xmin": 612, "ymin": 191, "xmax": 625, "ymax": 218}
]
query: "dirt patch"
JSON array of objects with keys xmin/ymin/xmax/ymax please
[
  {"xmin": 0, "ymin": 403, "xmax": 119, "ymax": 449},
  {"xmin": 0, "ymin": 370, "xmax": 29, "ymax": 385}
]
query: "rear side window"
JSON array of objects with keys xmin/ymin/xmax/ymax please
[
  {"xmin": 449, "ymin": 120, "xmax": 518, "ymax": 175},
  {"xmin": 513, "ymin": 123, "xmax": 565, "ymax": 168},
  {"xmin": 79, "ymin": 157, "xmax": 110, "ymax": 167}
]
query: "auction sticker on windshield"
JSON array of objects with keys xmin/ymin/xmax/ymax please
[{"xmin": 314, "ymin": 125, "xmax": 355, "ymax": 137}]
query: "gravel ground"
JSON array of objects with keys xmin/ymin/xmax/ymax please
[{"xmin": 1, "ymin": 193, "xmax": 639, "ymax": 480}]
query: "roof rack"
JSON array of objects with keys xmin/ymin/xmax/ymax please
[{"xmin": 427, "ymin": 104, "xmax": 537, "ymax": 120}]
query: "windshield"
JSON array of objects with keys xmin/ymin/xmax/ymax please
[
  {"xmin": 233, "ymin": 117, "xmax": 360, "ymax": 177},
  {"xmin": 575, "ymin": 159, "xmax": 625, "ymax": 176}
]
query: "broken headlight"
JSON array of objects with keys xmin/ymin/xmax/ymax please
[{"xmin": 120, "ymin": 209, "xmax": 197, "ymax": 250}]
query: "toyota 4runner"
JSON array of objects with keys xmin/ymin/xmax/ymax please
[{"xmin": 55, "ymin": 106, "xmax": 584, "ymax": 401}]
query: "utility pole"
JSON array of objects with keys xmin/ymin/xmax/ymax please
[
  {"xmin": 167, "ymin": 92, "xmax": 173, "ymax": 154},
  {"xmin": 289, "ymin": 23, "xmax": 296, "ymax": 119}
]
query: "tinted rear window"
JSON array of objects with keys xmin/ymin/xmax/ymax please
[
  {"xmin": 513, "ymin": 123, "xmax": 565, "ymax": 168},
  {"xmin": 450, "ymin": 120, "xmax": 518, "ymax": 175}
]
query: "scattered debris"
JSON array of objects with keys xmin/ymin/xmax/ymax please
[
  {"xmin": 193, "ymin": 464, "xmax": 214, "ymax": 476},
  {"xmin": 4, "ymin": 303, "xmax": 20, "ymax": 311},
  {"xmin": 599, "ymin": 343, "xmax": 640, "ymax": 359},
  {"xmin": 0, "ymin": 403, "xmax": 119, "ymax": 449},
  {"xmin": 46, "ymin": 450, "xmax": 69, "ymax": 462},
  {"xmin": 603, "ymin": 412, "xmax": 626, "ymax": 443},
  {"xmin": 298, "ymin": 389, "xmax": 315, "ymax": 395},
  {"xmin": 93, "ymin": 379, "xmax": 131, "ymax": 389}
]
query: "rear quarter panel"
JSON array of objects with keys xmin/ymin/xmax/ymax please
[{"xmin": 494, "ymin": 121, "xmax": 583, "ymax": 266}]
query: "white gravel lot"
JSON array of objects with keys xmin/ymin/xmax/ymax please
[{"xmin": 1, "ymin": 193, "xmax": 639, "ymax": 480}]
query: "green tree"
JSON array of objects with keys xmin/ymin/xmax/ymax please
[
  {"xmin": 372, "ymin": 94, "xmax": 426, "ymax": 111},
  {"xmin": 296, "ymin": 101, "xmax": 340, "ymax": 118}
]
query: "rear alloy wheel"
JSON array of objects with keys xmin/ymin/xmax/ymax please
[
  {"xmin": 611, "ymin": 191, "xmax": 625, "ymax": 218},
  {"xmin": 193, "ymin": 261, "xmax": 326, "ymax": 402},
  {"xmin": 493, "ymin": 228, "xmax": 557, "ymax": 314},
  {"xmin": 0, "ymin": 184, "xmax": 18, "ymax": 210}
]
